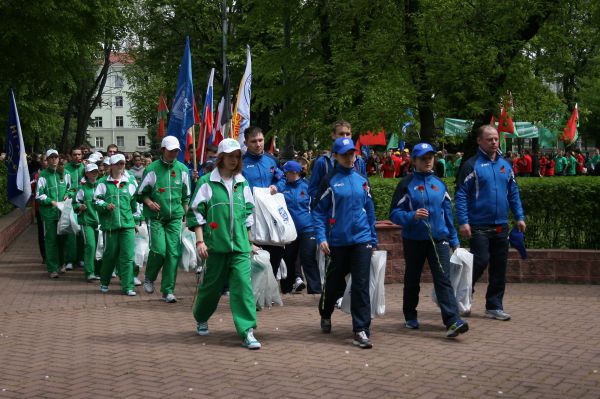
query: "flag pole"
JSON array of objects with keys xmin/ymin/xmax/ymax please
[{"xmin": 192, "ymin": 124, "xmax": 197, "ymax": 172}]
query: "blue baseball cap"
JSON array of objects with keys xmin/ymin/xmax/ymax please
[
  {"xmin": 283, "ymin": 160, "xmax": 302, "ymax": 173},
  {"xmin": 332, "ymin": 137, "xmax": 356, "ymax": 154},
  {"xmin": 509, "ymin": 227, "xmax": 527, "ymax": 260},
  {"xmin": 412, "ymin": 142, "xmax": 436, "ymax": 158}
]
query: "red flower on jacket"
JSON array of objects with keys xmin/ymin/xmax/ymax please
[
  {"xmin": 300, "ymin": 191, "xmax": 305, "ymax": 198},
  {"xmin": 495, "ymin": 226, "xmax": 503, "ymax": 233},
  {"xmin": 119, "ymin": 182, "xmax": 126, "ymax": 188},
  {"xmin": 209, "ymin": 222, "xmax": 218, "ymax": 230},
  {"xmin": 431, "ymin": 184, "xmax": 439, "ymax": 192},
  {"xmin": 363, "ymin": 182, "xmax": 368, "ymax": 191},
  {"xmin": 270, "ymin": 166, "xmax": 275, "ymax": 174},
  {"xmin": 158, "ymin": 187, "xmax": 165, "ymax": 193},
  {"xmin": 417, "ymin": 185, "xmax": 425, "ymax": 191},
  {"xmin": 329, "ymin": 218, "xmax": 336, "ymax": 225},
  {"xmin": 500, "ymin": 166, "xmax": 506, "ymax": 174},
  {"xmin": 171, "ymin": 170, "xmax": 176, "ymax": 178}
]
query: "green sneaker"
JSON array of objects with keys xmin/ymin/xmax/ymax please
[{"xmin": 446, "ymin": 320, "xmax": 469, "ymax": 338}]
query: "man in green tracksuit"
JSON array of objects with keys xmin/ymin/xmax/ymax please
[
  {"xmin": 187, "ymin": 138, "xmax": 260, "ymax": 349},
  {"xmin": 63, "ymin": 147, "xmax": 85, "ymax": 270},
  {"xmin": 566, "ymin": 151, "xmax": 577, "ymax": 176},
  {"xmin": 137, "ymin": 136, "xmax": 191, "ymax": 303},
  {"xmin": 74, "ymin": 163, "xmax": 101, "ymax": 281},
  {"xmin": 554, "ymin": 150, "xmax": 568, "ymax": 176},
  {"xmin": 94, "ymin": 154, "xmax": 141, "ymax": 295},
  {"xmin": 35, "ymin": 149, "xmax": 70, "ymax": 278}
]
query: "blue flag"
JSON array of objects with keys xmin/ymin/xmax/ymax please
[
  {"xmin": 5, "ymin": 88, "xmax": 31, "ymax": 210},
  {"xmin": 167, "ymin": 36, "xmax": 195, "ymax": 162}
]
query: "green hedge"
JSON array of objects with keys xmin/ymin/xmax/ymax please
[
  {"xmin": 370, "ymin": 176, "xmax": 600, "ymax": 250},
  {"xmin": 0, "ymin": 163, "xmax": 16, "ymax": 217}
]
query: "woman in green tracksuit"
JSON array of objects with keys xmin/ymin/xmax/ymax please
[
  {"xmin": 35, "ymin": 149, "xmax": 71, "ymax": 278},
  {"xmin": 187, "ymin": 138, "xmax": 261, "ymax": 350},
  {"xmin": 74, "ymin": 163, "xmax": 101, "ymax": 282},
  {"xmin": 137, "ymin": 136, "xmax": 191, "ymax": 303},
  {"xmin": 94, "ymin": 154, "xmax": 141, "ymax": 295}
]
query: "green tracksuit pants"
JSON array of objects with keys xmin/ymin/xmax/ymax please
[
  {"xmin": 43, "ymin": 219, "xmax": 67, "ymax": 273},
  {"xmin": 192, "ymin": 252, "xmax": 257, "ymax": 338},
  {"xmin": 81, "ymin": 225, "xmax": 101, "ymax": 278},
  {"xmin": 145, "ymin": 219, "xmax": 182, "ymax": 295},
  {"xmin": 65, "ymin": 232, "xmax": 84, "ymax": 265},
  {"xmin": 100, "ymin": 228, "xmax": 135, "ymax": 292}
]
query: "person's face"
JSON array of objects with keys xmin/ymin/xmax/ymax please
[
  {"xmin": 162, "ymin": 148, "xmax": 179, "ymax": 162},
  {"xmin": 477, "ymin": 127, "xmax": 500, "ymax": 155},
  {"xmin": 332, "ymin": 125, "xmax": 352, "ymax": 140},
  {"xmin": 414, "ymin": 153, "xmax": 435, "ymax": 172},
  {"xmin": 112, "ymin": 161, "xmax": 126, "ymax": 175},
  {"xmin": 246, "ymin": 133, "xmax": 264, "ymax": 155},
  {"xmin": 71, "ymin": 150, "xmax": 83, "ymax": 164},
  {"xmin": 82, "ymin": 147, "xmax": 90, "ymax": 155},
  {"xmin": 334, "ymin": 150, "xmax": 356, "ymax": 168},
  {"xmin": 222, "ymin": 151, "xmax": 240, "ymax": 172},
  {"xmin": 85, "ymin": 170, "xmax": 99, "ymax": 182},
  {"xmin": 107, "ymin": 147, "xmax": 117, "ymax": 156},
  {"xmin": 134, "ymin": 157, "xmax": 142, "ymax": 167},
  {"xmin": 47, "ymin": 155, "xmax": 59, "ymax": 168},
  {"xmin": 285, "ymin": 171, "xmax": 300, "ymax": 182}
]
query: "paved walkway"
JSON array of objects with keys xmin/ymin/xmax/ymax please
[{"xmin": 1, "ymin": 226, "xmax": 599, "ymax": 399}]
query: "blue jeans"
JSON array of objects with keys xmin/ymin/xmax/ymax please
[
  {"xmin": 470, "ymin": 224, "xmax": 509, "ymax": 310},
  {"xmin": 402, "ymin": 238, "xmax": 460, "ymax": 327},
  {"xmin": 319, "ymin": 243, "xmax": 372, "ymax": 335},
  {"xmin": 282, "ymin": 232, "xmax": 321, "ymax": 294}
]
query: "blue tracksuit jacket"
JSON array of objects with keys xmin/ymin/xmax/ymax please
[
  {"xmin": 276, "ymin": 177, "xmax": 314, "ymax": 235},
  {"xmin": 242, "ymin": 151, "xmax": 283, "ymax": 191}
]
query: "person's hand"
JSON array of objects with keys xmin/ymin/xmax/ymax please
[
  {"xmin": 517, "ymin": 220, "xmax": 526, "ymax": 233},
  {"xmin": 414, "ymin": 208, "xmax": 429, "ymax": 220},
  {"xmin": 320, "ymin": 241, "xmax": 330, "ymax": 255},
  {"xmin": 144, "ymin": 198, "xmax": 160, "ymax": 212},
  {"xmin": 251, "ymin": 244, "xmax": 261, "ymax": 254},
  {"xmin": 79, "ymin": 204, "xmax": 87, "ymax": 212},
  {"xmin": 269, "ymin": 185, "xmax": 278, "ymax": 195},
  {"xmin": 51, "ymin": 201, "xmax": 57, "ymax": 207},
  {"xmin": 451, "ymin": 245, "xmax": 460, "ymax": 252},
  {"xmin": 107, "ymin": 203, "xmax": 115, "ymax": 211},
  {"xmin": 459, "ymin": 224, "xmax": 471, "ymax": 238},
  {"xmin": 196, "ymin": 242, "xmax": 208, "ymax": 259}
]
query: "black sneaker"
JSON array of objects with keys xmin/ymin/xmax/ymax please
[
  {"xmin": 320, "ymin": 318, "xmax": 331, "ymax": 333},
  {"xmin": 353, "ymin": 331, "xmax": 372, "ymax": 349}
]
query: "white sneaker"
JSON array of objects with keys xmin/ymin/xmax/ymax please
[
  {"xmin": 79, "ymin": 261, "xmax": 85, "ymax": 267},
  {"xmin": 133, "ymin": 277, "xmax": 142, "ymax": 286},
  {"xmin": 292, "ymin": 277, "xmax": 306, "ymax": 293},
  {"xmin": 163, "ymin": 293, "xmax": 177, "ymax": 303},
  {"xmin": 126, "ymin": 290, "xmax": 137, "ymax": 296},
  {"xmin": 335, "ymin": 297, "xmax": 343, "ymax": 309},
  {"xmin": 143, "ymin": 278, "xmax": 154, "ymax": 294},
  {"xmin": 100, "ymin": 285, "xmax": 109, "ymax": 293},
  {"xmin": 196, "ymin": 322, "xmax": 209, "ymax": 336},
  {"xmin": 65, "ymin": 263, "xmax": 73, "ymax": 271},
  {"xmin": 111, "ymin": 272, "xmax": 117, "ymax": 278},
  {"xmin": 243, "ymin": 329, "xmax": 261, "ymax": 350}
]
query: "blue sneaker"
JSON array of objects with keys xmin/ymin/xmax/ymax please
[
  {"xmin": 446, "ymin": 320, "xmax": 469, "ymax": 338},
  {"xmin": 405, "ymin": 319, "xmax": 419, "ymax": 329},
  {"xmin": 196, "ymin": 322, "xmax": 209, "ymax": 336},
  {"xmin": 242, "ymin": 329, "xmax": 261, "ymax": 350}
]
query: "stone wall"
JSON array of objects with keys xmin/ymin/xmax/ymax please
[
  {"xmin": 0, "ymin": 207, "xmax": 33, "ymax": 254},
  {"xmin": 376, "ymin": 221, "xmax": 600, "ymax": 284}
]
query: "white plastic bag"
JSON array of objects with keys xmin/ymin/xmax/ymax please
[
  {"xmin": 276, "ymin": 259, "xmax": 287, "ymax": 280},
  {"xmin": 56, "ymin": 201, "xmax": 81, "ymax": 235},
  {"xmin": 341, "ymin": 250, "xmax": 387, "ymax": 318},
  {"xmin": 178, "ymin": 225, "xmax": 198, "ymax": 272},
  {"xmin": 251, "ymin": 250, "xmax": 283, "ymax": 310},
  {"xmin": 251, "ymin": 188, "xmax": 297, "ymax": 245},
  {"xmin": 96, "ymin": 228, "xmax": 104, "ymax": 260},
  {"xmin": 134, "ymin": 222, "xmax": 149, "ymax": 268},
  {"xmin": 317, "ymin": 249, "xmax": 328, "ymax": 286},
  {"xmin": 432, "ymin": 248, "xmax": 473, "ymax": 314}
]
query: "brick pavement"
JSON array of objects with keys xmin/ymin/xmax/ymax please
[{"xmin": 1, "ymin": 226, "xmax": 599, "ymax": 399}]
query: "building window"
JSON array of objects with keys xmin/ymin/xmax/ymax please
[
  {"xmin": 116, "ymin": 136, "xmax": 125, "ymax": 147},
  {"xmin": 114, "ymin": 74, "xmax": 124, "ymax": 88},
  {"xmin": 115, "ymin": 96, "xmax": 123, "ymax": 107},
  {"xmin": 116, "ymin": 116, "xmax": 124, "ymax": 127},
  {"xmin": 138, "ymin": 136, "xmax": 146, "ymax": 147},
  {"xmin": 95, "ymin": 137, "xmax": 104, "ymax": 149},
  {"xmin": 92, "ymin": 117, "xmax": 103, "ymax": 127}
]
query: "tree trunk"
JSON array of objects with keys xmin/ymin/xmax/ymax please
[{"xmin": 60, "ymin": 95, "xmax": 76, "ymax": 153}]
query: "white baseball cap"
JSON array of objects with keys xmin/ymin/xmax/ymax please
[
  {"xmin": 85, "ymin": 163, "xmax": 99, "ymax": 173},
  {"xmin": 110, "ymin": 154, "xmax": 126, "ymax": 165},
  {"xmin": 217, "ymin": 138, "xmax": 241, "ymax": 155},
  {"xmin": 88, "ymin": 151, "xmax": 103, "ymax": 163},
  {"xmin": 45, "ymin": 149, "xmax": 58, "ymax": 158},
  {"xmin": 161, "ymin": 136, "xmax": 181, "ymax": 151}
]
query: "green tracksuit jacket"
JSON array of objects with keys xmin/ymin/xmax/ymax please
[
  {"xmin": 187, "ymin": 168, "xmax": 255, "ymax": 253},
  {"xmin": 137, "ymin": 158, "xmax": 191, "ymax": 221},
  {"xmin": 94, "ymin": 175, "xmax": 141, "ymax": 231},
  {"xmin": 64, "ymin": 162, "xmax": 85, "ymax": 193},
  {"xmin": 74, "ymin": 179, "xmax": 100, "ymax": 227},
  {"xmin": 36, "ymin": 168, "xmax": 71, "ymax": 220}
]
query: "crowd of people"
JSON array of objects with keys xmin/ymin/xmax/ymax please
[{"xmin": 26, "ymin": 121, "xmax": 535, "ymax": 351}]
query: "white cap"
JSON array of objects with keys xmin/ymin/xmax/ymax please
[
  {"xmin": 161, "ymin": 136, "xmax": 181, "ymax": 151},
  {"xmin": 217, "ymin": 138, "xmax": 241, "ymax": 155},
  {"xmin": 103, "ymin": 157, "xmax": 111, "ymax": 166},
  {"xmin": 85, "ymin": 163, "xmax": 99, "ymax": 173},
  {"xmin": 88, "ymin": 151, "xmax": 103, "ymax": 163},
  {"xmin": 110, "ymin": 154, "xmax": 126, "ymax": 165},
  {"xmin": 45, "ymin": 149, "xmax": 58, "ymax": 158}
]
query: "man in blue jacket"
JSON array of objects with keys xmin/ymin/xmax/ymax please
[
  {"xmin": 308, "ymin": 120, "xmax": 366, "ymax": 203},
  {"xmin": 242, "ymin": 126, "xmax": 285, "ymax": 276},
  {"xmin": 455, "ymin": 125, "xmax": 526, "ymax": 321}
]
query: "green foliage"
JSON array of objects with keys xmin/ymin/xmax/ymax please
[
  {"xmin": 0, "ymin": 164, "xmax": 16, "ymax": 217},
  {"xmin": 370, "ymin": 176, "xmax": 600, "ymax": 249}
]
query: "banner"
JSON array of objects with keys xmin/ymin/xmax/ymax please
[
  {"xmin": 5, "ymin": 89, "xmax": 31, "ymax": 209},
  {"xmin": 232, "ymin": 45, "xmax": 251, "ymax": 150}
]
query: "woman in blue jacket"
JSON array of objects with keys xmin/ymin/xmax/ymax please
[
  {"xmin": 313, "ymin": 137, "xmax": 377, "ymax": 349},
  {"xmin": 389, "ymin": 143, "xmax": 468, "ymax": 338},
  {"xmin": 277, "ymin": 161, "xmax": 321, "ymax": 294}
]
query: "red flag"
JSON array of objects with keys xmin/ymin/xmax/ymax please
[
  {"xmin": 497, "ymin": 107, "xmax": 514, "ymax": 134},
  {"xmin": 268, "ymin": 136, "xmax": 276, "ymax": 154},
  {"xmin": 562, "ymin": 104, "xmax": 579, "ymax": 146},
  {"xmin": 211, "ymin": 97, "xmax": 224, "ymax": 146},
  {"xmin": 490, "ymin": 115, "xmax": 495, "ymax": 125},
  {"xmin": 356, "ymin": 129, "xmax": 387, "ymax": 146},
  {"xmin": 197, "ymin": 69, "xmax": 214, "ymax": 164},
  {"xmin": 157, "ymin": 93, "xmax": 169, "ymax": 138}
]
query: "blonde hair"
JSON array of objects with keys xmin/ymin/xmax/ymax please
[{"xmin": 216, "ymin": 150, "xmax": 243, "ymax": 175}]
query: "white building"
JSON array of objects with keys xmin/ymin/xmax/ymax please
[{"xmin": 87, "ymin": 53, "xmax": 149, "ymax": 153}]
